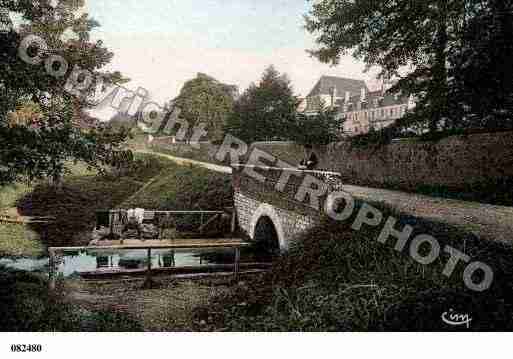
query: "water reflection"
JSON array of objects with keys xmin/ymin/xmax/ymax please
[{"xmin": 0, "ymin": 248, "xmax": 241, "ymax": 278}]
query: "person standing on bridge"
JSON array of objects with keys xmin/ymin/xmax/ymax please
[{"xmin": 299, "ymin": 144, "xmax": 319, "ymax": 171}]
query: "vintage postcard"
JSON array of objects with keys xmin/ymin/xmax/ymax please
[{"xmin": 1, "ymin": 0, "xmax": 512, "ymax": 357}]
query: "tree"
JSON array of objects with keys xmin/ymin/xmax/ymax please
[
  {"xmin": 449, "ymin": 0, "xmax": 513, "ymax": 129},
  {"xmin": 304, "ymin": 0, "xmax": 471, "ymax": 133},
  {"xmin": 225, "ymin": 65, "xmax": 299, "ymax": 143},
  {"xmin": 0, "ymin": 0, "xmax": 128, "ymax": 185},
  {"xmin": 290, "ymin": 105, "xmax": 341, "ymax": 146},
  {"xmin": 175, "ymin": 73, "xmax": 235, "ymax": 142}
]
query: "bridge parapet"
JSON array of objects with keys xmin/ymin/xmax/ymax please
[
  {"xmin": 231, "ymin": 164, "xmax": 343, "ymax": 250},
  {"xmin": 232, "ymin": 165, "xmax": 342, "ymax": 215}
]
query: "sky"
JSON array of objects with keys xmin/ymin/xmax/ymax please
[{"xmin": 85, "ymin": 0, "xmax": 377, "ymax": 113}]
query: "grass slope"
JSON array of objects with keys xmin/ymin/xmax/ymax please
[
  {"xmin": 1, "ymin": 153, "xmax": 234, "ymax": 331},
  {"xmin": 197, "ymin": 202, "xmax": 513, "ymax": 331},
  {"xmin": 0, "ymin": 154, "xmax": 176, "ymax": 254},
  {"xmin": 122, "ymin": 163, "xmax": 232, "ymax": 211}
]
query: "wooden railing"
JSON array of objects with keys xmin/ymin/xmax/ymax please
[
  {"xmin": 48, "ymin": 238, "xmax": 250, "ymax": 290},
  {"xmin": 96, "ymin": 209, "xmax": 236, "ymax": 240}
]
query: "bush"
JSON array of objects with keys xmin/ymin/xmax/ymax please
[{"xmin": 0, "ymin": 268, "xmax": 142, "ymax": 332}]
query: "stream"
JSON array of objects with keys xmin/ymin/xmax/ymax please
[{"xmin": 0, "ymin": 247, "xmax": 245, "ymax": 278}]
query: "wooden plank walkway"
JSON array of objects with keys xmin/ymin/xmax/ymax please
[
  {"xmin": 0, "ymin": 215, "xmax": 55, "ymax": 224},
  {"xmin": 79, "ymin": 263, "xmax": 271, "ymax": 279}
]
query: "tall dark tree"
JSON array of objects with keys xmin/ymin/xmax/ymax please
[
  {"xmin": 0, "ymin": 0, "xmax": 128, "ymax": 184},
  {"xmin": 225, "ymin": 65, "xmax": 299, "ymax": 143},
  {"xmin": 290, "ymin": 105, "xmax": 341, "ymax": 146},
  {"xmin": 305, "ymin": 0, "xmax": 470, "ymax": 133},
  {"xmin": 449, "ymin": 0, "xmax": 513, "ymax": 129},
  {"xmin": 175, "ymin": 73, "xmax": 235, "ymax": 142}
]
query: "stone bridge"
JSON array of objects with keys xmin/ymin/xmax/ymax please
[{"xmin": 232, "ymin": 164, "xmax": 343, "ymax": 252}]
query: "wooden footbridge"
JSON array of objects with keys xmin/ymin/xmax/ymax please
[{"xmin": 47, "ymin": 209, "xmax": 257, "ymax": 289}]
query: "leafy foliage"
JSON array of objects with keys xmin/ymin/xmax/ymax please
[
  {"xmin": 0, "ymin": 1, "xmax": 128, "ymax": 185},
  {"xmin": 0, "ymin": 268, "xmax": 142, "ymax": 331},
  {"xmin": 305, "ymin": 0, "xmax": 513, "ymax": 137},
  {"xmin": 225, "ymin": 65, "xmax": 299, "ymax": 144},
  {"xmin": 175, "ymin": 73, "xmax": 235, "ymax": 142},
  {"xmin": 290, "ymin": 105, "xmax": 341, "ymax": 146},
  {"xmin": 448, "ymin": 0, "xmax": 513, "ymax": 129}
]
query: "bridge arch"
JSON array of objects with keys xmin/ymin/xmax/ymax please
[{"xmin": 250, "ymin": 204, "xmax": 287, "ymax": 252}]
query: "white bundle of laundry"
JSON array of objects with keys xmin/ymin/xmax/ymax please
[{"xmin": 127, "ymin": 208, "xmax": 145, "ymax": 224}]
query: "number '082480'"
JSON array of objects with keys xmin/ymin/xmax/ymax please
[{"xmin": 10, "ymin": 344, "xmax": 42, "ymax": 352}]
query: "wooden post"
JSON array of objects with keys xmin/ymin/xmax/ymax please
[
  {"xmin": 234, "ymin": 247, "xmax": 240, "ymax": 282},
  {"xmin": 43, "ymin": 222, "xmax": 49, "ymax": 242},
  {"xmin": 146, "ymin": 248, "xmax": 152, "ymax": 283},
  {"xmin": 48, "ymin": 248, "xmax": 56, "ymax": 292},
  {"xmin": 108, "ymin": 210, "xmax": 116, "ymax": 240},
  {"xmin": 231, "ymin": 210, "xmax": 237, "ymax": 234}
]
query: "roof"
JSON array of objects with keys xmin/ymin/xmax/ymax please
[{"xmin": 307, "ymin": 76, "xmax": 368, "ymax": 98}]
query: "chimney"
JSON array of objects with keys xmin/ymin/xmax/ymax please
[
  {"xmin": 408, "ymin": 95, "xmax": 416, "ymax": 110},
  {"xmin": 330, "ymin": 86, "xmax": 337, "ymax": 108},
  {"xmin": 382, "ymin": 80, "xmax": 393, "ymax": 96},
  {"xmin": 345, "ymin": 91, "xmax": 351, "ymax": 103},
  {"xmin": 361, "ymin": 88, "xmax": 366, "ymax": 102}
]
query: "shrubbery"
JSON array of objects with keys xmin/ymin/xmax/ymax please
[{"xmin": 0, "ymin": 268, "xmax": 142, "ymax": 332}]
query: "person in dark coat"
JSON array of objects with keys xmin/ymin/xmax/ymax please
[{"xmin": 299, "ymin": 144, "xmax": 319, "ymax": 170}]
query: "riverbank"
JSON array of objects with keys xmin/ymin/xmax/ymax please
[
  {"xmin": 64, "ymin": 276, "xmax": 241, "ymax": 331},
  {"xmin": 195, "ymin": 202, "xmax": 513, "ymax": 331},
  {"xmin": 0, "ymin": 153, "xmax": 236, "ymax": 331},
  {"xmin": 0, "ymin": 155, "xmax": 167, "ymax": 256}
]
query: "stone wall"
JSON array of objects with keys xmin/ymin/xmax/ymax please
[{"xmin": 254, "ymin": 131, "xmax": 513, "ymax": 192}]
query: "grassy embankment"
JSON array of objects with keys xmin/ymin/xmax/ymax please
[
  {"xmin": 148, "ymin": 140, "xmax": 233, "ymax": 166},
  {"xmin": 0, "ymin": 154, "xmax": 232, "ymax": 255},
  {"xmin": 0, "ymin": 162, "xmax": 104, "ymax": 256},
  {"xmin": 196, "ymin": 201, "xmax": 513, "ymax": 331},
  {"xmin": 0, "ymin": 154, "xmax": 233, "ymax": 331},
  {"xmin": 0, "ymin": 156, "xmax": 164, "ymax": 255}
]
